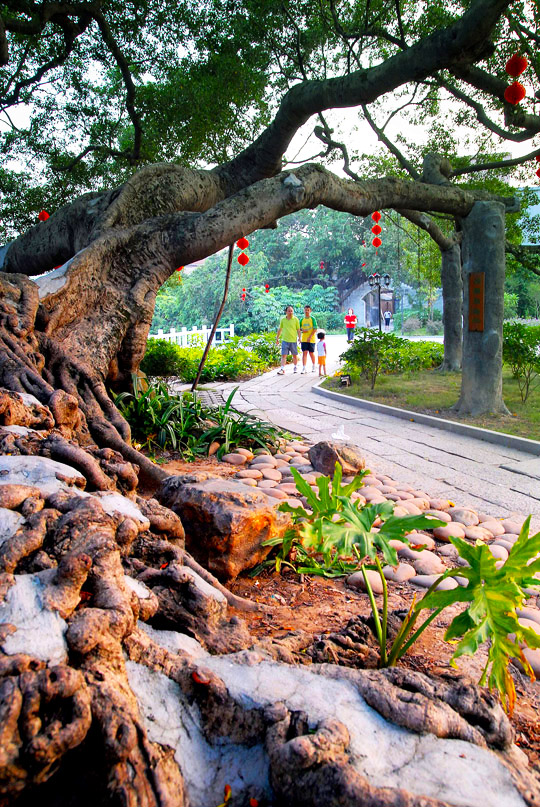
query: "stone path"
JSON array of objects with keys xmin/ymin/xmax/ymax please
[{"xmin": 220, "ymin": 335, "xmax": 540, "ymax": 528}]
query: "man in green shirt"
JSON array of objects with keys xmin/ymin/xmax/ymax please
[
  {"xmin": 300, "ymin": 304, "xmax": 318, "ymax": 373},
  {"xmin": 276, "ymin": 305, "xmax": 301, "ymax": 374}
]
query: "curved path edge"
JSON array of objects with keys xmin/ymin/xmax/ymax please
[{"xmin": 313, "ymin": 383, "xmax": 540, "ymax": 457}]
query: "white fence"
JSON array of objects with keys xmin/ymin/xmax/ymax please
[{"xmin": 149, "ymin": 324, "xmax": 235, "ymax": 347}]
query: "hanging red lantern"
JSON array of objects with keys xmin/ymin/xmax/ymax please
[
  {"xmin": 176, "ymin": 266, "xmax": 184, "ymax": 272},
  {"xmin": 372, "ymin": 237, "xmax": 382, "ymax": 248},
  {"xmin": 237, "ymin": 237, "xmax": 249, "ymax": 250},
  {"xmin": 371, "ymin": 224, "xmax": 382, "ymax": 236},
  {"xmin": 265, "ymin": 283, "xmax": 270, "ymax": 293},
  {"xmin": 505, "ymin": 54, "xmax": 528, "ymax": 78},
  {"xmin": 371, "ymin": 211, "xmax": 381, "ymax": 222},
  {"xmin": 38, "ymin": 210, "xmax": 49, "ymax": 221},
  {"xmin": 536, "ymin": 155, "xmax": 540, "ymax": 162},
  {"xmin": 536, "ymin": 168, "xmax": 540, "ymax": 179},
  {"xmin": 361, "ymin": 263, "xmax": 366, "ymax": 268},
  {"xmin": 237, "ymin": 252, "xmax": 249, "ymax": 266},
  {"xmin": 504, "ymin": 82, "xmax": 526, "ymax": 105}
]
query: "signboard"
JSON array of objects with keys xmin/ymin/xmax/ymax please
[{"xmin": 468, "ymin": 272, "xmax": 484, "ymax": 332}]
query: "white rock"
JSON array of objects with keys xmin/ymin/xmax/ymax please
[
  {"xmin": 0, "ymin": 455, "xmax": 86, "ymax": 495},
  {"xmin": 124, "ymin": 575, "xmax": 152, "ymax": 599},
  {"xmin": 95, "ymin": 492, "xmax": 150, "ymax": 527},
  {"xmin": 0, "ymin": 571, "xmax": 67, "ymax": 664},
  {"xmin": 0, "ymin": 507, "xmax": 24, "ymax": 550},
  {"xmin": 138, "ymin": 622, "xmax": 208, "ymax": 658}
]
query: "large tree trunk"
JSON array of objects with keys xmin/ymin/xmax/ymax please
[
  {"xmin": 439, "ymin": 240, "xmax": 463, "ymax": 372},
  {"xmin": 454, "ymin": 201, "xmax": 509, "ymax": 416}
]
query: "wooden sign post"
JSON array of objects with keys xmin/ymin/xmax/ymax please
[{"xmin": 468, "ymin": 272, "xmax": 485, "ymax": 332}]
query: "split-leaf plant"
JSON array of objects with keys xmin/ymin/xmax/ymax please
[{"xmin": 262, "ymin": 462, "xmax": 540, "ymax": 711}]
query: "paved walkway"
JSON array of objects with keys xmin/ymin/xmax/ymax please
[{"xmin": 221, "ymin": 335, "xmax": 540, "ymax": 526}]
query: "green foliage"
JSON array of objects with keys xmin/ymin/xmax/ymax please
[
  {"xmin": 340, "ymin": 328, "xmax": 443, "ymax": 388},
  {"xmin": 141, "ymin": 333, "xmax": 280, "ymax": 383},
  {"xmin": 115, "ymin": 381, "xmax": 283, "ymax": 458},
  {"xmin": 502, "ymin": 322, "xmax": 540, "ymax": 402},
  {"xmin": 418, "ymin": 520, "xmax": 540, "ymax": 713},
  {"xmin": 503, "ymin": 292, "xmax": 519, "ymax": 321}
]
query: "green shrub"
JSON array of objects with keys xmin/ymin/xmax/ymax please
[
  {"xmin": 402, "ymin": 316, "xmax": 421, "ymax": 333},
  {"xmin": 140, "ymin": 339, "xmax": 182, "ymax": 377},
  {"xmin": 341, "ymin": 329, "xmax": 443, "ymax": 388},
  {"xmin": 502, "ymin": 321, "xmax": 540, "ymax": 402},
  {"xmin": 425, "ymin": 320, "xmax": 443, "ymax": 335}
]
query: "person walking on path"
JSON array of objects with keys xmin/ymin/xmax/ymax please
[
  {"xmin": 383, "ymin": 309, "xmax": 392, "ymax": 331},
  {"xmin": 276, "ymin": 305, "xmax": 301, "ymax": 374},
  {"xmin": 316, "ymin": 331, "xmax": 327, "ymax": 377},
  {"xmin": 344, "ymin": 308, "xmax": 357, "ymax": 342},
  {"xmin": 300, "ymin": 304, "xmax": 318, "ymax": 373}
]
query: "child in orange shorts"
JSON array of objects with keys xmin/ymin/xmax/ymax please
[{"xmin": 316, "ymin": 331, "xmax": 327, "ymax": 376}]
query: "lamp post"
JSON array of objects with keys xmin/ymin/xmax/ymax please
[{"xmin": 368, "ymin": 273, "xmax": 391, "ymax": 331}]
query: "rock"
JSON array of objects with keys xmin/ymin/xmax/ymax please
[
  {"xmin": 235, "ymin": 448, "xmax": 254, "ymax": 460},
  {"xmin": 432, "ymin": 523, "xmax": 466, "ymax": 542},
  {"xmin": 464, "ymin": 525, "xmax": 494, "ymax": 542},
  {"xmin": 382, "ymin": 563, "xmax": 416, "ymax": 583},
  {"xmin": 208, "ymin": 441, "xmax": 220, "ymax": 456},
  {"xmin": 0, "ymin": 455, "xmax": 86, "ymax": 496},
  {"xmin": 488, "ymin": 544, "xmax": 508, "ymax": 562},
  {"xmin": 393, "ymin": 506, "xmax": 410, "ymax": 518},
  {"xmin": 277, "ymin": 483, "xmax": 300, "ymax": 496},
  {"xmin": 491, "ymin": 539, "xmax": 514, "ymax": 554},
  {"xmin": 409, "ymin": 497, "xmax": 429, "ymax": 511},
  {"xmin": 362, "ymin": 486, "xmax": 387, "ymax": 502},
  {"xmin": 478, "ymin": 520, "xmax": 505, "ymax": 537},
  {"xmin": 500, "ymin": 533, "xmax": 519, "ymax": 543},
  {"xmin": 517, "ymin": 607, "xmax": 540, "ymax": 626},
  {"xmin": 257, "ymin": 479, "xmax": 278, "ymax": 488},
  {"xmin": 308, "ymin": 441, "xmax": 366, "ymax": 476},
  {"xmin": 411, "ymin": 551, "xmax": 446, "ymax": 576},
  {"xmin": 425, "ymin": 509, "xmax": 451, "ymax": 523},
  {"xmin": 502, "ymin": 519, "xmax": 523, "ymax": 534},
  {"xmin": 395, "ymin": 491, "xmax": 414, "ymax": 501},
  {"xmin": 261, "ymin": 468, "xmax": 282, "ymax": 482},
  {"xmin": 253, "ymin": 447, "xmax": 272, "ymax": 455},
  {"xmin": 405, "ymin": 532, "xmax": 436, "ymax": 550},
  {"xmin": 347, "ymin": 569, "xmax": 383, "ymax": 594},
  {"xmin": 236, "ymin": 468, "xmax": 263, "ymax": 479},
  {"xmin": 157, "ymin": 472, "xmax": 290, "ymax": 580},
  {"xmin": 438, "ymin": 544, "xmax": 459, "ymax": 559},
  {"xmin": 282, "ymin": 498, "xmax": 304, "ymax": 509},
  {"xmin": 412, "ymin": 574, "xmax": 458, "ymax": 591},
  {"xmin": 274, "ymin": 453, "xmax": 292, "ymax": 462},
  {"xmin": 429, "ymin": 498, "xmax": 452, "ymax": 511},
  {"xmin": 221, "ymin": 453, "xmax": 247, "ymax": 466},
  {"xmin": 263, "ymin": 487, "xmax": 288, "ymax": 500},
  {"xmin": 448, "ymin": 508, "xmax": 479, "ymax": 527},
  {"xmin": 238, "ymin": 477, "xmax": 257, "ymax": 487},
  {"xmin": 380, "ymin": 485, "xmax": 398, "ymax": 494},
  {"xmin": 275, "ymin": 459, "xmax": 290, "ymax": 469},
  {"xmin": 250, "ymin": 455, "xmax": 277, "ymax": 467},
  {"xmin": 396, "ymin": 501, "xmax": 422, "ymax": 516},
  {"xmin": 362, "ymin": 475, "xmax": 383, "ymax": 487},
  {"xmin": 389, "ymin": 539, "xmax": 407, "ymax": 551}
]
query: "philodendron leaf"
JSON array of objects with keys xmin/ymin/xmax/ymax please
[{"xmin": 418, "ymin": 532, "xmax": 540, "ymax": 712}]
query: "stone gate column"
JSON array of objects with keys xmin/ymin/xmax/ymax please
[{"xmin": 455, "ymin": 201, "xmax": 509, "ymax": 415}]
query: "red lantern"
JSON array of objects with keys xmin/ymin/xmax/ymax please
[
  {"xmin": 237, "ymin": 252, "xmax": 249, "ymax": 266},
  {"xmin": 176, "ymin": 266, "xmax": 184, "ymax": 272},
  {"xmin": 320, "ymin": 260, "xmax": 325, "ymax": 270},
  {"xmin": 265, "ymin": 283, "xmax": 270, "ymax": 293},
  {"xmin": 536, "ymin": 168, "xmax": 540, "ymax": 179},
  {"xmin": 504, "ymin": 82, "xmax": 526, "ymax": 105},
  {"xmin": 372, "ymin": 237, "xmax": 382, "ymax": 248},
  {"xmin": 237, "ymin": 237, "xmax": 249, "ymax": 250},
  {"xmin": 38, "ymin": 210, "xmax": 49, "ymax": 221},
  {"xmin": 371, "ymin": 224, "xmax": 382, "ymax": 235},
  {"xmin": 371, "ymin": 211, "xmax": 381, "ymax": 222},
  {"xmin": 536, "ymin": 155, "xmax": 540, "ymax": 162},
  {"xmin": 361, "ymin": 263, "xmax": 366, "ymax": 268},
  {"xmin": 505, "ymin": 54, "xmax": 528, "ymax": 78}
]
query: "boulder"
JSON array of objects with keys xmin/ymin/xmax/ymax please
[
  {"xmin": 157, "ymin": 472, "xmax": 291, "ymax": 581},
  {"xmin": 0, "ymin": 388, "xmax": 55, "ymax": 431},
  {"xmin": 308, "ymin": 441, "xmax": 366, "ymax": 476}
]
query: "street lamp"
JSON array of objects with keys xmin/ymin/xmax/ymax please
[{"xmin": 368, "ymin": 273, "xmax": 391, "ymax": 331}]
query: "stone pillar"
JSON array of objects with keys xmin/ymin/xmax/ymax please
[{"xmin": 455, "ymin": 201, "xmax": 509, "ymax": 415}]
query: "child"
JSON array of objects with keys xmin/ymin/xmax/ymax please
[{"xmin": 316, "ymin": 331, "xmax": 327, "ymax": 376}]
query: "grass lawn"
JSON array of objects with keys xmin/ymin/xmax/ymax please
[{"xmin": 323, "ymin": 367, "xmax": 540, "ymax": 442}]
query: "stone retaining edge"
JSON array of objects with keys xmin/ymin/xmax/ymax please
[{"xmin": 312, "ymin": 382, "xmax": 540, "ymax": 456}]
